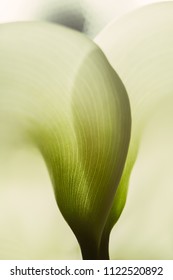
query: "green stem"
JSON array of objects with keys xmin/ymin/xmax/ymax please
[
  {"xmin": 99, "ymin": 231, "xmax": 110, "ymax": 260},
  {"xmin": 80, "ymin": 242, "xmax": 99, "ymax": 260},
  {"xmin": 78, "ymin": 232, "xmax": 110, "ymax": 260},
  {"xmin": 79, "ymin": 237, "xmax": 100, "ymax": 260}
]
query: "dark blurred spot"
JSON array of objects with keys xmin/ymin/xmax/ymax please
[{"xmin": 45, "ymin": 11, "xmax": 85, "ymax": 32}]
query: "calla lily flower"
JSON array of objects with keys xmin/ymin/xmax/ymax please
[
  {"xmin": 0, "ymin": 22, "xmax": 130, "ymax": 259},
  {"xmin": 0, "ymin": 1, "xmax": 173, "ymax": 259},
  {"xmin": 95, "ymin": 2, "xmax": 173, "ymax": 259}
]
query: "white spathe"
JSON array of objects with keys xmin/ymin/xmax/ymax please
[{"xmin": 95, "ymin": 2, "xmax": 173, "ymax": 259}]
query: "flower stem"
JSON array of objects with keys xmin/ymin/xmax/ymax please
[
  {"xmin": 78, "ymin": 232, "xmax": 110, "ymax": 260},
  {"xmin": 99, "ymin": 231, "xmax": 110, "ymax": 260},
  {"xmin": 80, "ymin": 245, "xmax": 99, "ymax": 260}
]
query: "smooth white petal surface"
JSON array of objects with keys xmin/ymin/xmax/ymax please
[
  {"xmin": 0, "ymin": 22, "xmax": 130, "ymax": 259},
  {"xmin": 82, "ymin": 0, "xmax": 172, "ymax": 37},
  {"xmin": 95, "ymin": 2, "xmax": 173, "ymax": 258}
]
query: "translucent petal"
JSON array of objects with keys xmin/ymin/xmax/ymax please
[
  {"xmin": 0, "ymin": 22, "xmax": 131, "ymax": 259},
  {"xmin": 95, "ymin": 2, "xmax": 173, "ymax": 258}
]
